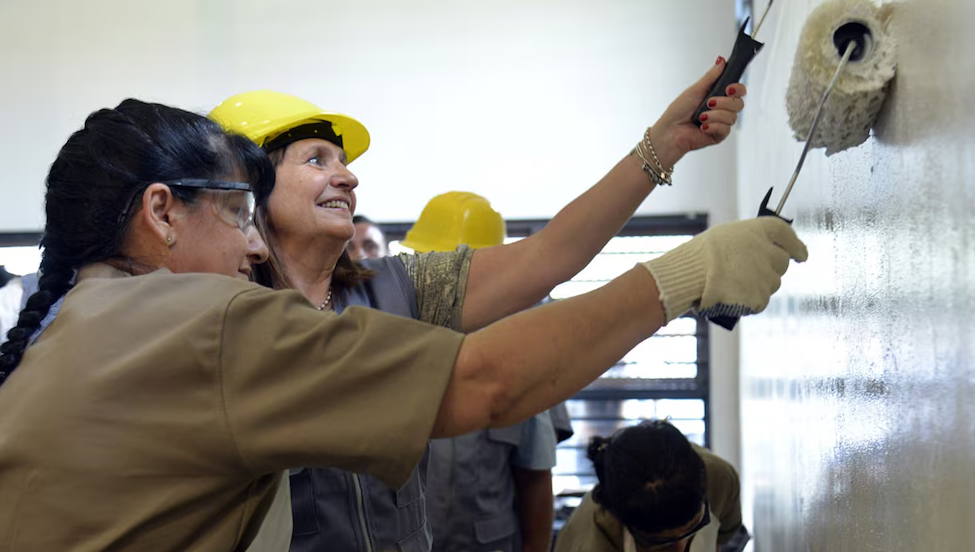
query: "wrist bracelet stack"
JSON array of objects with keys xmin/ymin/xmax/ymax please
[{"xmin": 632, "ymin": 127, "xmax": 674, "ymax": 186}]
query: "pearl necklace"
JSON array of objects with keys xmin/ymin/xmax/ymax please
[{"xmin": 318, "ymin": 288, "xmax": 333, "ymax": 311}]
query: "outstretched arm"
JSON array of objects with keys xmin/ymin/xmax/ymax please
[
  {"xmin": 461, "ymin": 59, "xmax": 747, "ymax": 332},
  {"xmin": 435, "ymin": 217, "xmax": 807, "ymax": 437}
]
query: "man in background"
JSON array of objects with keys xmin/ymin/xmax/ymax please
[
  {"xmin": 348, "ymin": 215, "xmax": 388, "ymax": 261},
  {"xmin": 404, "ymin": 191, "xmax": 571, "ymax": 552}
]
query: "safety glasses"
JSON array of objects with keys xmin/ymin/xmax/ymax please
[
  {"xmin": 117, "ymin": 179, "xmax": 256, "ymax": 232},
  {"xmin": 628, "ymin": 498, "xmax": 711, "ymax": 549},
  {"xmin": 164, "ymin": 179, "xmax": 256, "ymax": 232}
]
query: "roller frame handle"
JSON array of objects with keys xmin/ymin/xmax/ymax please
[
  {"xmin": 707, "ymin": 187, "xmax": 792, "ymax": 330},
  {"xmin": 692, "ymin": 19, "xmax": 765, "ymax": 127}
]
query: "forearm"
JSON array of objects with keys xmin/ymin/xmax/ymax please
[
  {"xmin": 528, "ymin": 154, "xmax": 655, "ymax": 283},
  {"xmin": 528, "ymin": 128, "xmax": 684, "ymax": 290},
  {"xmin": 461, "ymin": 154, "xmax": 656, "ymax": 331},
  {"xmin": 434, "ymin": 267, "xmax": 663, "ymax": 437},
  {"xmin": 462, "ymin": 60, "xmax": 748, "ymax": 332},
  {"xmin": 514, "ymin": 468, "xmax": 555, "ymax": 552}
]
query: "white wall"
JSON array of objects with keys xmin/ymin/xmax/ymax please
[
  {"xmin": 736, "ymin": 0, "xmax": 975, "ymax": 549},
  {"xmin": 0, "ymin": 0, "xmax": 739, "ymax": 230},
  {"xmin": 0, "ymin": 0, "xmax": 741, "ymax": 462}
]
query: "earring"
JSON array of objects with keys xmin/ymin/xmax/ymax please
[{"xmin": 166, "ymin": 236, "xmax": 174, "ymax": 246}]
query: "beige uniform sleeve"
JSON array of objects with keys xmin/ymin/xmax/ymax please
[
  {"xmin": 692, "ymin": 444, "xmax": 743, "ymax": 544},
  {"xmin": 217, "ymin": 287, "xmax": 464, "ymax": 490},
  {"xmin": 397, "ymin": 245, "xmax": 474, "ymax": 331}
]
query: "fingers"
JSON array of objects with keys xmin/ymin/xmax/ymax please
[
  {"xmin": 762, "ymin": 242, "xmax": 792, "ymax": 276},
  {"xmin": 698, "ymin": 109, "xmax": 738, "ymax": 127},
  {"xmin": 761, "ymin": 218, "xmax": 809, "ymax": 262},
  {"xmin": 689, "ymin": 56, "xmax": 729, "ymax": 96},
  {"xmin": 701, "ymin": 84, "xmax": 746, "ymax": 119},
  {"xmin": 699, "ymin": 122, "xmax": 732, "ymax": 141},
  {"xmin": 704, "ymin": 95, "xmax": 745, "ymax": 114},
  {"xmin": 697, "ymin": 83, "xmax": 746, "ymax": 139},
  {"xmin": 725, "ymin": 83, "xmax": 747, "ymax": 98}
]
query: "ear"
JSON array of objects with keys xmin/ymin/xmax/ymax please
[{"xmin": 138, "ymin": 183, "xmax": 185, "ymax": 245}]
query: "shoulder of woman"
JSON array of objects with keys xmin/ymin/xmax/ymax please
[
  {"xmin": 96, "ymin": 269, "xmax": 279, "ymax": 316},
  {"xmin": 690, "ymin": 444, "xmax": 741, "ymax": 527}
]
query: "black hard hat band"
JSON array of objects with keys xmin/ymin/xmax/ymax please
[{"xmin": 263, "ymin": 122, "xmax": 344, "ymax": 153}]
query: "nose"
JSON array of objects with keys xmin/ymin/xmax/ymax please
[
  {"xmin": 245, "ymin": 224, "xmax": 269, "ymax": 264},
  {"xmin": 329, "ymin": 165, "xmax": 359, "ymax": 190}
]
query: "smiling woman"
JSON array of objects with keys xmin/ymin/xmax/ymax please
[{"xmin": 208, "ymin": 75, "xmax": 759, "ymax": 552}]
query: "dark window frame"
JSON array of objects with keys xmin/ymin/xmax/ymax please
[{"xmin": 0, "ymin": 233, "xmax": 42, "ymax": 248}]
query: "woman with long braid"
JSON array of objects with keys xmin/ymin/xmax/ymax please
[{"xmin": 0, "ymin": 99, "xmax": 806, "ymax": 551}]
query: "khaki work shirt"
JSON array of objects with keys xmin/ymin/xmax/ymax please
[{"xmin": 0, "ymin": 263, "xmax": 464, "ymax": 552}]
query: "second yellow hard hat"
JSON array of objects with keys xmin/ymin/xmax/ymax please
[{"xmin": 402, "ymin": 192, "xmax": 506, "ymax": 253}]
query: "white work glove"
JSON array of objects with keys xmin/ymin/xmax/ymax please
[{"xmin": 640, "ymin": 218, "xmax": 808, "ymax": 324}]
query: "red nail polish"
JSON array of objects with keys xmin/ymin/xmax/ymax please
[
  {"xmin": 716, "ymin": 56, "xmax": 724, "ymax": 65},
  {"xmin": 708, "ymin": 99, "xmax": 717, "ymax": 108},
  {"xmin": 700, "ymin": 113, "xmax": 708, "ymax": 122},
  {"xmin": 729, "ymin": 86, "xmax": 737, "ymax": 95},
  {"xmin": 702, "ymin": 124, "xmax": 710, "ymax": 131}
]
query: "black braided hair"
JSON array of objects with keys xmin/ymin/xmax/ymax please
[
  {"xmin": 587, "ymin": 419, "xmax": 707, "ymax": 535},
  {"xmin": 0, "ymin": 99, "xmax": 274, "ymax": 385}
]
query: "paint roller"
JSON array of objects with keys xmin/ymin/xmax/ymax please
[
  {"xmin": 692, "ymin": 1, "xmax": 775, "ymax": 126},
  {"xmin": 708, "ymin": 0, "xmax": 896, "ymax": 330}
]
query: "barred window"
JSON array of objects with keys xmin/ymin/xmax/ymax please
[
  {"xmin": 384, "ymin": 214, "xmax": 710, "ymax": 496},
  {"xmin": 0, "ymin": 233, "xmax": 42, "ymax": 278}
]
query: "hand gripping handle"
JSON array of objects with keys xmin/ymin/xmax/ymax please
[
  {"xmin": 692, "ymin": 19, "xmax": 765, "ymax": 126},
  {"xmin": 707, "ymin": 187, "xmax": 791, "ymax": 330}
]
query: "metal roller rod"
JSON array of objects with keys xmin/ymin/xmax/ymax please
[
  {"xmin": 775, "ymin": 40, "xmax": 857, "ymax": 215},
  {"xmin": 752, "ymin": 0, "xmax": 775, "ymax": 39}
]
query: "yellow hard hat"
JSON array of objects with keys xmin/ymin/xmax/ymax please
[
  {"xmin": 209, "ymin": 90, "xmax": 370, "ymax": 163},
  {"xmin": 402, "ymin": 192, "xmax": 506, "ymax": 252}
]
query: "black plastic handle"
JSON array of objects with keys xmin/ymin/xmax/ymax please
[
  {"xmin": 707, "ymin": 187, "xmax": 792, "ymax": 330},
  {"xmin": 692, "ymin": 19, "xmax": 765, "ymax": 127}
]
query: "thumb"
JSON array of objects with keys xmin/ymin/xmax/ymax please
[
  {"xmin": 688, "ymin": 58, "xmax": 726, "ymax": 98},
  {"xmin": 761, "ymin": 218, "xmax": 809, "ymax": 262}
]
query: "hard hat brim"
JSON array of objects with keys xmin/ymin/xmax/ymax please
[{"xmin": 263, "ymin": 112, "xmax": 371, "ymax": 164}]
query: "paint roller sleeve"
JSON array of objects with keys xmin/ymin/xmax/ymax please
[{"xmin": 787, "ymin": 0, "xmax": 897, "ymax": 156}]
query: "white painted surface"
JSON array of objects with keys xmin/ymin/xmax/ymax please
[{"xmin": 737, "ymin": 0, "xmax": 975, "ymax": 549}]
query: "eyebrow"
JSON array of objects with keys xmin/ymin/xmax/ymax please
[{"xmin": 298, "ymin": 143, "xmax": 348, "ymax": 165}]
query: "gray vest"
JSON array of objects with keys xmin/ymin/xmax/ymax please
[
  {"xmin": 425, "ymin": 298, "xmax": 575, "ymax": 552},
  {"xmin": 289, "ymin": 256, "xmax": 433, "ymax": 552},
  {"xmin": 426, "ymin": 426, "xmax": 526, "ymax": 552}
]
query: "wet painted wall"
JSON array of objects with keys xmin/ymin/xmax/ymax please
[{"xmin": 736, "ymin": 0, "xmax": 974, "ymax": 550}]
